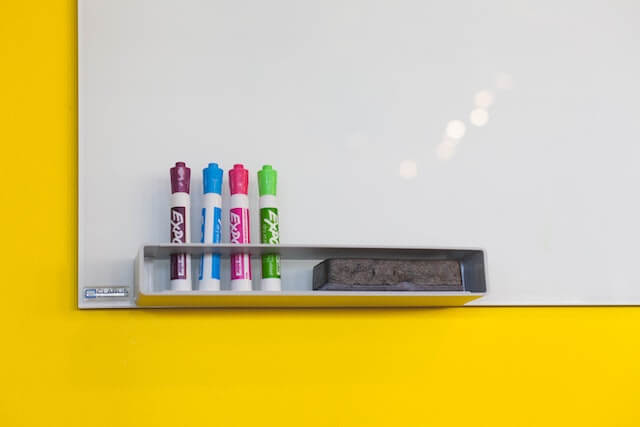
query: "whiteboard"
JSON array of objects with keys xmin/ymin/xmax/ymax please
[{"xmin": 78, "ymin": 0, "xmax": 640, "ymax": 305}]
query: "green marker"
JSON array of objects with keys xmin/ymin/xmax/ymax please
[{"xmin": 258, "ymin": 165, "xmax": 281, "ymax": 291}]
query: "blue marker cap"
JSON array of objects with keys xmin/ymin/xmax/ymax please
[{"xmin": 203, "ymin": 163, "xmax": 223, "ymax": 194}]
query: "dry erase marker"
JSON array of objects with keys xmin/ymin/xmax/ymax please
[
  {"xmin": 198, "ymin": 163, "xmax": 223, "ymax": 291},
  {"xmin": 170, "ymin": 162, "xmax": 191, "ymax": 291},
  {"xmin": 258, "ymin": 165, "xmax": 281, "ymax": 291},
  {"xmin": 229, "ymin": 164, "xmax": 252, "ymax": 291}
]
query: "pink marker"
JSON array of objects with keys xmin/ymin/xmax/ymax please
[{"xmin": 229, "ymin": 164, "xmax": 252, "ymax": 291}]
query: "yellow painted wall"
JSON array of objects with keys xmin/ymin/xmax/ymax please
[{"xmin": 2, "ymin": 2, "xmax": 640, "ymax": 426}]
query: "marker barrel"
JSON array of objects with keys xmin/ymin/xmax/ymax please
[
  {"xmin": 170, "ymin": 162, "xmax": 191, "ymax": 291},
  {"xmin": 198, "ymin": 163, "xmax": 223, "ymax": 291},
  {"xmin": 229, "ymin": 165, "xmax": 252, "ymax": 291},
  {"xmin": 199, "ymin": 193, "xmax": 222, "ymax": 290},
  {"xmin": 258, "ymin": 165, "xmax": 281, "ymax": 291}
]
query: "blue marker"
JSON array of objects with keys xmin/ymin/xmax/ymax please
[{"xmin": 198, "ymin": 163, "xmax": 223, "ymax": 291}]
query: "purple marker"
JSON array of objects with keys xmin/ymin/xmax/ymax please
[
  {"xmin": 229, "ymin": 164, "xmax": 251, "ymax": 291},
  {"xmin": 170, "ymin": 162, "xmax": 191, "ymax": 291}
]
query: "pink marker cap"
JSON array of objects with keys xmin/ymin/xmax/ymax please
[
  {"xmin": 229, "ymin": 164, "xmax": 248, "ymax": 195},
  {"xmin": 170, "ymin": 162, "xmax": 191, "ymax": 194}
]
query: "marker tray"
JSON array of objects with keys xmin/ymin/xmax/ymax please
[{"xmin": 81, "ymin": 244, "xmax": 486, "ymax": 308}]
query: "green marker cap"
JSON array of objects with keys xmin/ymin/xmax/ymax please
[{"xmin": 258, "ymin": 165, "xmax": 277, "ymax": 196}]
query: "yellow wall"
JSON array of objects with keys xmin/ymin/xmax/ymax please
[{"xmin": 2, "ymin": 2, "xmax": 639, "ymax": 426}]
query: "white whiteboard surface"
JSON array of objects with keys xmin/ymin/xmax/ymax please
[{"xmin": 78, "ymin": 0, "xmax": 640, "ymax": 305}]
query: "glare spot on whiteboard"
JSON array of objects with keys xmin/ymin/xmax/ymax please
[
  {"xmin": 436, "ymin": 139, "xmax": 457, "ymax": 161},
  {"xmin": 495, "ymin": 72, "xmax": 514, "ymax": 90},
  {"xmin": 445, "ymin": 120, "xmax": 466, "ymax": 139},
  {"xmin": 398, "ymin": 160, "xmax": 417, "ymax": 179},
  {"xmin": 474, "ymin": 90, "xmax": 495, "ymax": 108},
  {"xmin": 470, "ymin": 108, "xmax": 489, "ymax": 127}
]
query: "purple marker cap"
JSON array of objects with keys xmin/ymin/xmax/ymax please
[{"xmin": 170, "ymin": 162, "xmax": 191, "ymax": 194}]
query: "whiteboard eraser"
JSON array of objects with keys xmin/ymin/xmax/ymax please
[{"xmin": 312, "ymin": 259, "xmax": 463, "ymax": 291}]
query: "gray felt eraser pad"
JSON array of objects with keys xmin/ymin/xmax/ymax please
[{"xmin": 312, "ymin": 259, "xmax": 463, "ymax": 291}]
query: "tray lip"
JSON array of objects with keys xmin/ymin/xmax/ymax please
[
  {"xmin": 137, "ymin": 290, "xmax": 482, "ymax": 297},
  {"xmin": 134, "ymin": 291, "xmax": 484, "ymax": 308}
]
